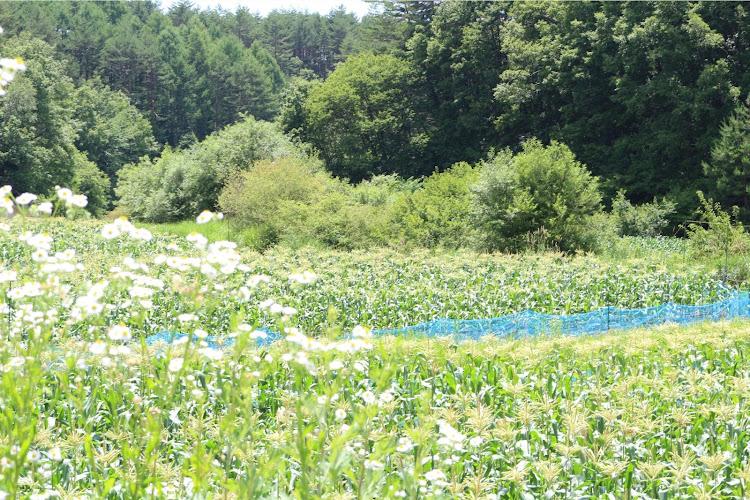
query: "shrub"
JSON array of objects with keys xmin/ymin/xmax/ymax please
[
  {"xmin": 350, "ymin": 174, "xmax": 420, "ymax": 207},
  {"xmin": 610, "ymin": 190, "xmax": 676, "ymax": 237},
  {"xmin": 116, "ymin": 116, "xmax": 303, "ymax": 222},
  {"xmin": 391, "ymin": 162, "xmax": 479, "ymax": 248},
  {"xmin": 219, "ymin": 156, "xmax": 336, "ymax": 224},
  {"xmin": 686, "ymin": 191, "xmax": 748, "ymax": 280},
  {"xmin": 219, "ymin": 157, "xmax": 392, "ymax": 250},
  {"xmin": 71, "ymin": 151, "xmax": 110, "ymax": 218},
  {"xmin": 471, "ymin": 139, "xmax": 602, "ymax": 252},
  {"xmin": 278, "ymin": 191, "xmax": 390, "ymax": 250},
  {"xmin": 115, "ymin": 152, "xmax": 168, "ymax": 221}
]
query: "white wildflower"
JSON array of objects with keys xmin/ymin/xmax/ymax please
[
  {"xmin": 168, "ymin": 358, "xmax": 184, "ymax": 373},
  {"xmin": 15, "ymin": 193, "xmax": 37, "ymax": 205},
  {"xmin": 196, "ymin": 210, "xmax": 214, "ymax": 224}
]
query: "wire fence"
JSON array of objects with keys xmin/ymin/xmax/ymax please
[{"xmin": 145, "ymin": 291, "xmax": 750, "ymax": 348}]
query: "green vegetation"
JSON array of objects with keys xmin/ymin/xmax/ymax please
[
  {"xmin": 1, "ymin": 1, "xmax": 749, "ymax": 250},
  {"xmin": 471, "ymin": 140, "xmax": 602, "ymax": 252},
  {"xmin": 72, "ymin": 79, "xmax": 158, "ymax": 188},
  {"xmin": 296, "ymin": 53, "xmax": 430, "ymax": 181},
  {"xmin": 0, "ymin": 2, "xmax": 362, "ymax": 146},
  {"xmin": 0, "ymin": 1, "xmax": 750, "ymax": 500},
  {"xmin": 0, "ymin": 36, "xmax": 78, "ymax": 196},
  {"xmin": 2, "ymin": 212, "xmax": 750, "ymax": 498},
  {"xmin": 5, "ymin": 4, "xmax": 750, "ymax": 499},
  {"xmin": 391, "ymin": 162, "xmax": 478, "ymax": 249},
  {"xmin": 610, "ymin": 191, "xmax": 677, "ymax": 238},
  {"xmin": 116, "ymin": 116, "xmax": 302, "ymax": 222},
  {"xmin": 1, "ymin": 1, "xmax": 749, "ymax": 230},
  {"xmin": 4, "ymin": 216, "xmax": 737, "ymax": 337},
  {"xmin": 704, "ymin": 99, "xmax": 750, "ymax": 213}
]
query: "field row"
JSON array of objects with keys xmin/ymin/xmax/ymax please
[
  {"xmin": 1, "ymin": 216, "xmax": 748, "ymax": 498},
  {"xmin": 0, "ymin": 219, "xmax": 733, "ymax": 337}
]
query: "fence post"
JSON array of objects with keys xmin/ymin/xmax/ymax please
[
  {"xmin": 606, "ymin": 304, "xmax": 610, "ymax": 332},
  {"xmin": 606, "ymin": 287, "xmax": 610, "ymax": 332},
  {"xmin": 737, "ymin": 284, "xmax": 741, "ymax": 319}
]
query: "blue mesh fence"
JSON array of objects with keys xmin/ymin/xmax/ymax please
[
  {"xmin": 144, "ymin": 327, "xmax": 280, "ymax": 349},
  {"xmin": 144, "ymin": 291, "xmax": 750, "ymax": 348}
]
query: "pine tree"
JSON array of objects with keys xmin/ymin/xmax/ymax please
[{"xmin": 704, "ymin": 100, "xmax": 750, "ymax": 211}]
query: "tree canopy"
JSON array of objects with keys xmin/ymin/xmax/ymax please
[
  {"xmin": 2, "ymin": 0, "xmax": 750, "ymax": 227},
  {"xmin": 301, "ymin": 53, "xmax": 431, "ymax": 182}
]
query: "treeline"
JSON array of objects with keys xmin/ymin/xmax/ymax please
[
  {"xmin": 0, "ymin": 0, "xmax": 363, "ymax": 145},
  {"xmin": 283, "ymin": 1, "xmax": 750, "ymax": 220},
  {"xmin": 118, "ymin": 115, "xmax": 675, "ymax": 252},
  {"xmin": 1, "ymin": 1, "xmax": 750, "ymax": 247}
]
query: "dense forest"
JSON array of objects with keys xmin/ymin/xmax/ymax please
[{"xmin": 1, "ymin": 1, "xmax": 749, "ymax": 250}]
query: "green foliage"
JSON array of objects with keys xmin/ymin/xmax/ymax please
[
  {"xmin": 114, "ymin": 155, "xmax": 163, "ymax": 221},
  {"xmin": 0, "ymin": 35, "xmax": 78, "ymax": 196},
  {"xmin": 218, "ymin": 156, "xmax": 336, "ymax": 235},
  {"xmin": 278, "ymin": 76, "xmax": 320, "ymax": 141},
  {"xmin": 259, "ymin": 8, "xmax": 360, "ymax": 78},
  {"xmin": 350, "ymin": 173, "xmax": 419, "ymax": 206},
  {"xmin": 406, "ymin": 1, "xmax": 508, "ymax": 168},
  {"xmin": 279, "ymin": 190, "xmax": 390, "ymax": 250},
  {"xmin": 703, "ymin": 99, "xmax": 750, "ymax": 212},
  {"xmin": 73, "ymin": 79, "xmax": 158, "ymax": 186},
  {"xmin": 4, "ymin": 1, "xmax": 750, "ymax": 241},
  {"xmin": 155, "ymin": 25, "xmax": 197, "ymax": 146},
  {"xmin": 492, "ymin": 2, "xmax": 745, "ymax": 211},
  {"xmin": 218, "ymin": 156, "xmax": 389, "ymax": 249},
  {"xmin": 391, "ymin": 162, "xmax": 479, "ymax": 248},
  {"xmin": 0, "ymin": 2, "xmax": 366, "ymax": 148},
  {"xmin": 610, "ymin": 190, "xmax": 676, "ymax": 237},
  {"xmin": 686, "ymin": 192, "xmax": 748, "ymax": 281},
  {"xmin": 204, "ymin": 34, "xmax": 279, "ymax": 129},
  {"xmin": 472, "ymin": 139, "xmax": 602, "ymax": 252},
  {"xmin": 70, "ymin": 151, "xmax": 110, "ymax": 218},
  {"xmin": 116, "ymin": 116, "xmax": 302, "ymax": 222},
  {"xmin": 301, "ymin": 53, "xmax": 431, "ymax": 181}
]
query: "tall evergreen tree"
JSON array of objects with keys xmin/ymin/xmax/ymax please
[
  {"xmin": 168, "ymin": 0, "xmax": 197, "ymax": 27},
  {"xmin": 232, "ymin": 7, "xmax": 261, "ymax": 47},
  {"xmin": 157, "ymin": 26, "xmax": 197, "ymax": 145},
  {"xmin": 704, "ymin": 100, "xmax": 750, "ymax": 211},
  {"xmin": 262, "ymin": 12, "xmax": 298, "ymax": 74},
  {"xmin": 60, "ymin": 2, "xmax": 108, "ymax": 81}
]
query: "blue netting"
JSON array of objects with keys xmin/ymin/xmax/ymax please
[
  {"xmin": 144, "ymin": 327, "xmax": 280, "ymax": 349},
  {"xmin": 144, "ymin": 292, "xmax": 750, "ymax": 348}
]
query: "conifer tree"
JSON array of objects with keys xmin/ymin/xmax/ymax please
[{"xmin": 704, "ymin": 100, "xmax": 750, "ymax": 210}]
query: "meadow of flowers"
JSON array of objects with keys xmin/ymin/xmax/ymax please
[{"xmin": 2, "ymin": 186, "xmax": 750, "ymax": 499}]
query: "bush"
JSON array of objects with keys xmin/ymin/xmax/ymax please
[
  {"xmin": 219, "ymin": 157, "xmax": 394, "ymax": 250},
  {"xmin": 278, "ymin": 191, "xmax": 391, "ymax": 250},
  {"xmin": 115, "ymin": 152, "xmax": 169, "ymax": 221},
  {"xmin": 71, "ymin": 151, "xmax": 110, "ymax": 218},
  {"xmin": 116, "ymin": 116, "xmax": 303, "ymax": 222},
  {"xmin": 350, "ymin": 174, "xmax": 420, "ymax": 207},
  {"xmin": 686, "ymin": 191, "xmax": 749, "ymax": 280},
  {"xmin": 471, "ymin": 139, "xmax": 602, "ymax": 252},
  {"xmin": 220, "ymin": 156, "xmax": 335, "ymax": 225},
  {"xmin": 610, "ymin": 190, "xmax": 676, "ymax": 237},
  {"xmin": 391, "ymin": 162, "xmax": 479, "ymax": 248}
]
